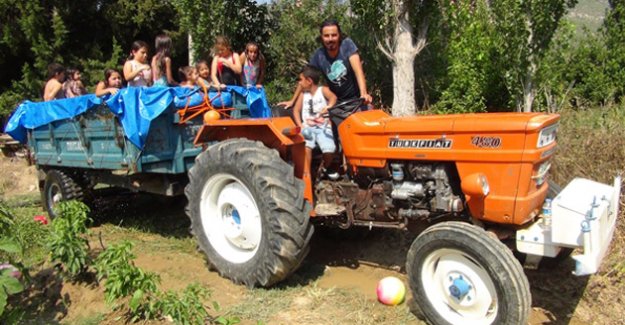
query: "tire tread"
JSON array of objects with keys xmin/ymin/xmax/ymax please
[
  {"xmin": 185, "ymin": 139, "xmax": 313, "ymax": 287},
  {"xmin": 406, "ymin": 221, "xmax": 531, "ymax": 325}
]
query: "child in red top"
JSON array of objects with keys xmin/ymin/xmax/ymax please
[{"xmin": 211, "ymin": 36, "xmax": 241, "ymax": 88}]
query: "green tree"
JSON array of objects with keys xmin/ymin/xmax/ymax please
[
  {"xmin": 263, "ymin": 0, "xmax": 349, "ymax": 102},
  {"xmin": 602, "ymin": 0, "xmax": 625, "ymax": 102},
  {"xmin": 533, "ymin": 21, "xmax": 576, "ymax": 112},
  {"xmin": 434, "ymin": 0, "xmax": 495, "ymax": 113},
  {"xmin": 0, "ymin": 0, "xmax": 182, "ymax": 123},
  {"xmin": 491, "ymin": 0, "xmax": 578, "ymax": 112},
  {"xmin": 0, "ymin": 1, "xmax": 68, "ymax": 119},
  {"xmin": 172, "ymin": 0, "xmax": 272, "ymax": 64},
  {"xmin": 555, "ymin": 1, "xmax": 624, "ymax": 107}
]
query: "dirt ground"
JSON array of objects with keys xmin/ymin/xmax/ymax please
[
  {"xmin": 2, "ymin": 155, "xmax": 624, "ymax": 325},
  {"xmin": 0, "ymin": 154, "xmax": 39, "ymax": 198}
]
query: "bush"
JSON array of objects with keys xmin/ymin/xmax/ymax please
[
  {"xmin": 0, "ymin": 265, "xmax": 23, "ymax": 319},
  {"xmin": 94, "ymin": 241, "xmax": 238, "ymax": 324},
  {"xmin": 48, "ymin": 201, "xmax": 92, "ymax": 278},
  {"xmin": 0, "ymin": 201, "xmax": 46, "ymax": 318},
  {"xmin": 151, "ymin": 284, "xmax": 212, "ymax": 325},
  {"xmin": 94, "ymin": 241, "xmax": 160, "ymax": 306}
]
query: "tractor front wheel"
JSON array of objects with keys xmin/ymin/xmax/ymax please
[
  {"xmin": 406, "ymin": 221, "xmax": 531, "ymax": 325},
  {"xmin": 185, "ymin": 139, "xmax": 313, "ymax": 287}
]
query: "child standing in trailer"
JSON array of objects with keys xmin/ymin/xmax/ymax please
[
  {"xmin": 95, "ymin": 69, "xmax": 123, "ymax": 96},
  {"xmin": 178, "ymin": 66, "xmax": 199, "ymax": 89},
  {"xmin": 151, "ymin": 34, "xmax": 177, "ymax": 87},
  {"xmin": 239, "ymin": 41, "xmax": 265, "ymax": 88},
  {"xmin": 211, "ymin": 36, "xmax": 241, "ymax": 88},
  {"xmin": 43, "ymin": 63, "xmax": 66, "ymax": 101},
  {"xmin": 293, "ymin": 65, "xmax": 338, "ymax": 180},
  {"xmin": 196, "ymin": 60, "xmax": 210, "ymax": 88},
  {"xmin": 63, "ymin": 68, "xmax": 87, "ymax": 98},
  {"xmin": 123, "ymin": 40, "xmax": 152, "ymax": 87}
]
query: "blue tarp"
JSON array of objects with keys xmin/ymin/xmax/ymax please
[
  {"xmin": 105, "ymin": 87, "xmax": 174, "ymax": 148},
  {"xmin": 4, "ymin": 86, "xmax": 272, "ymax": 149},
  {"xmin": 4, "ymin": 95, "xmax": 103, "ymax": 144},
  {"xmin": 247, "ymin": 87, "xmax": 272, "ymax": 118}
]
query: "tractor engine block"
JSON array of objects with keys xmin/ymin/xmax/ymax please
[{"xmin": 315, "ymin": 162, "xmax": 464, "ymax": 223}]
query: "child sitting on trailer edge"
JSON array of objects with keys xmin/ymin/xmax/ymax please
[
  {"xmin": 178, "ymin": 66, "xmax": 199, "ymax": 88},
  {"xmin": 95, "ymin": 68, "xmax": 123, "ymax": 96},
  {"xmin": 196, "ymin": 60, "xmax": 211, "ymax": 88},
  {"xmin": 292, "ymin": 65, "xmax": 338, "ymax": 180}
]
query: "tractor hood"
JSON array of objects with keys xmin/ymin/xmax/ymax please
[
  {"xmin": 338, "ymin": 110, "xmax": 559, "ymax": 168},
  {"xmin": 378, "ymin": 111, "xmax": 548, "ymax": 134}
]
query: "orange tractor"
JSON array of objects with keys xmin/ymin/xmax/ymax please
[{"xmin": 185, "ymin": 99, "xmax": 620, "ymax": 325}]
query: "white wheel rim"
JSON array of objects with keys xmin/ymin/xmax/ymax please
[
  {"xmin": 421, "ymin": 248, "xmax": 498, "ymax": 324},
  {"xmin": 199, "ymin": 173, "xmax": 262, "ymax": 264},
  {"xmin": 48, "ymin": 183, "xmax": 62, "ymax": 210}
]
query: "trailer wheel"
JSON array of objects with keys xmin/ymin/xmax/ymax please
[
  {"xmin": 185, "ymin": 139, "xmax": 313, "ymax": 287},
  {"xmin": 406, "ymin": 221, "xmax": 530, "ymax": 325},
  {"xmin": 42, "ymin": 169, "xmax": 84, "ymax": 218}
]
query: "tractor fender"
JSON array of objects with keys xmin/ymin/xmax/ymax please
[
  {"xmin": 194, "ymin": 117, "xmax": 304, "ymax": 154},
  {"xmin": 193, "ymin": 117, "xmax": 310, "ymax": 198}
]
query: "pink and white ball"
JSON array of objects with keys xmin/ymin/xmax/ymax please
[{"xmin": 376, "ymin": 276, "xmax": 406, "ymax": 305}]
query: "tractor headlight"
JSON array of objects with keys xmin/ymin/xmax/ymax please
[
  {"xmin": 532, "ymin": 162, "xmax": 551, "ymax": 186},
  {"xmin": 480, "ymin": 175, "xmax": 490, "ymax": 196},
  {"xmin": 461, "ymin": 173, "xmax": 490, "ymax": 197},
  {"xmin": 537, "ymin": 124, "xmax": 558, "ymax": 148}
]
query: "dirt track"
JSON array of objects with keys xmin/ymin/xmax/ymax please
[{"xmin": 2, "ymin": 155, "xmax": 624, "ymax": 324}]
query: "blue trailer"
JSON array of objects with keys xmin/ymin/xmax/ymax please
[{"xmin": 4, "ymin": 86, "xmax": 271, "ymax": 217}]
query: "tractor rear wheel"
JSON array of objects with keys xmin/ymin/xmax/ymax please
[
  {"xmin": 185, "ymin": 139, "xmax": 313, "ymax": 287},
  {"xmin": 406, "ymin": 221, "xmax": 531, "ymax": 325},
  {"xmin": 42, "ymin": 169, "xmax": 84, "ymax": 219}
]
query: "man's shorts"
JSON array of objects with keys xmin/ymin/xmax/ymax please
[{"xmin": 302, "ymin": 126, "xmax": 336, "ymax": 153}]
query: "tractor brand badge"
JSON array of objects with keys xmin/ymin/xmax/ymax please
[
  {"xmin": 471, "ymin": 136, "xmax": 502, "ymax": 148},
  {"xmin": 389, "ymin": 138, "xmax": 452, "ymax": 149}
]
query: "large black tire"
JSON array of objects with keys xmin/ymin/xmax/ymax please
[
  {"xmin": 42, "ymin": 169, "xmax": 84, "ymax": 219},
  {"xmin": 406, "ymin": 221, "xmax": 531, "ymax": 325},
  {"xmin": 185, "ymin": 139, "xmax": 313, "ymax": 287}
]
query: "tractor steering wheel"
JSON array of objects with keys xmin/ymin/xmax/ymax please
[
  {"xmin": 327, "ymin": 97, "xmax": 367, "ymax": 126},
  {"xmin": 331, "ymin": 97, "xmax": 365, "ymax": 112}
]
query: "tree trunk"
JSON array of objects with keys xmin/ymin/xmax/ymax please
[
  {"xmin": 521, "ymin": 8, "xmax": 535, "ymax": 112},
  {"xmin": 392, "ymin": 23, "xmax": 417, "ymax": 116},
  {"xmin": 522, "ymin": 65, "xmax": 535, "ymax": 113},
  {"xmin": 188, "ymin": 33, "xmax": 195, "ymax": 66},
  {"xmin": 376, "ymin": 0, "xmax": 427, "ymax": 116}
]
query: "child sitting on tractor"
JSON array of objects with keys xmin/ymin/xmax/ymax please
[{"xmin": 293, "ymin": 65, "xmax": 338, "ymax": 180}]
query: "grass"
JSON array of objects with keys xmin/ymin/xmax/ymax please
[
  {"xmin": 98, "ymin": 223, "xmax": 197, "ymax": 254},
  {"xmin": 227, "ymin": 282, "xmax": 418, "ymax": 325},
  {"xmin": 552, "ymin": 105, "xmax": 625, "ymax": 185},
  {"xmin": 64, "ymin": 313, "xmax": 105, "ymax": 325},
  {"xmin": 549, "ymin": 104, "xmax": 625, "ymax": 324}
]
